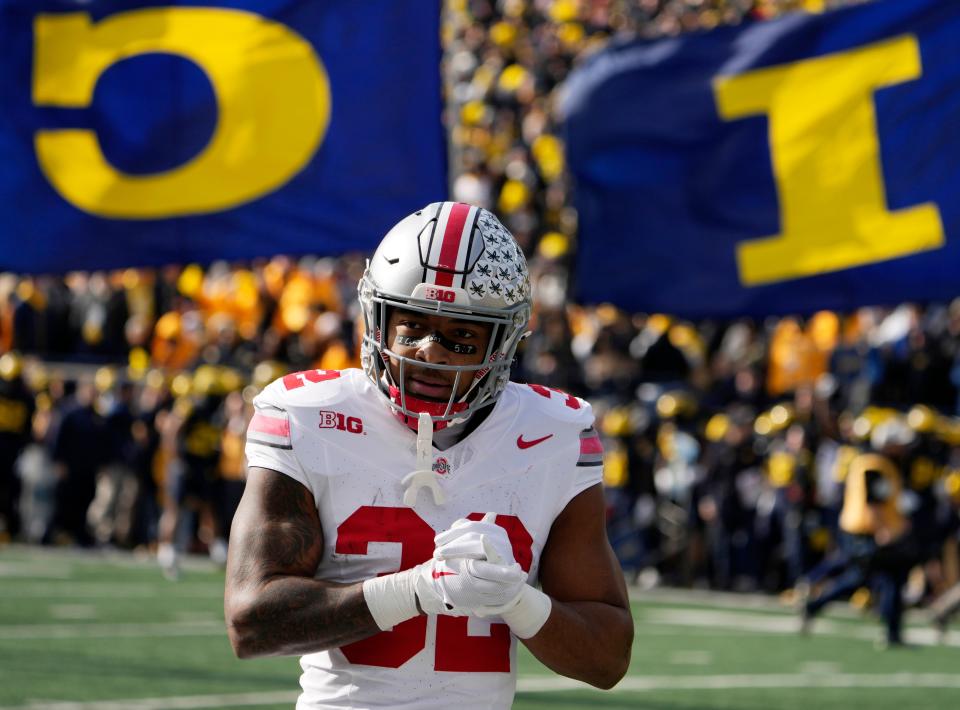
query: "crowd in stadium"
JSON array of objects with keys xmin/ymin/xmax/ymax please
[{"xmin": 1, "ymin": 0, "xmax": 959, "ymax": 641}]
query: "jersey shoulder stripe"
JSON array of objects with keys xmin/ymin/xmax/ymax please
[
  {"xmin": 247, "ymin": 408, "xmax": 292, "ymax": 450},
  {"xmin": 577, "ymin": 427, "xmax": 603, "ymax": 467}
]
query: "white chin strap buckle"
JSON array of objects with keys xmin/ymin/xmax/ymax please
[{"xmin": 402, "ymin": 412, "xmax": 445, "ymax": 507}]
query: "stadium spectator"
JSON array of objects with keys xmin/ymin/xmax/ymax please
[
  {"xmin": 157, "ymin": 366, "xmax": 231, "ymax": 578},
  {"xmin": 86, "ymin": 370, "xmax": 139, "ymax": 547},
  {"xmin": 0, "ymin": 352, "xmax": 34, "ymax": 540},
  {"xmin": 45, "ymin": 378, "xmax": 107, "ymax": 546},
  {"xmin": 800, "ymin": 419, "xmax": 919, "ymax": 648},
  {"xmin": 215, "ymin": 389, "xmax": 249, "ymax": 543}
]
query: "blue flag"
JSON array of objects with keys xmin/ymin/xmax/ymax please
[
  {"xmin": 562, "ymin": 0, "xmax": 960, "ymax": 317},
  {"xmin": 0, "ymin": 0, "xmax": 446, "ymax": 273}
]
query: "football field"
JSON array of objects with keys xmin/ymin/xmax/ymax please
[{"xmin": 2, "ymin": 546, "xmax": 960, "ymax": 709}]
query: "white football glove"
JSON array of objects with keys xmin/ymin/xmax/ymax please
[
  {"xmin": 427, "ymin": 556, "xmax": 527, "ymax": 611},
  {"xmin": 433, "ymin": 512, "xmax": 553, "ymax": 639},
  {"xmin": 433, "ymin": 512, "xmax": 517, "ymax": 566},
  {"xmin": 433, "ymin": 512, "xmax": 526, "ymax": 612}
]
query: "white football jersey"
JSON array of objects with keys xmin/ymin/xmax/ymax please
[{"xmin": 245, "ymin": 368, "xmax": 603, "ymax": 710}]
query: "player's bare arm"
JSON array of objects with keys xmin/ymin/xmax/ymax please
[
  {"xmin": 521, "ymin": 483, "xmax": 634, "ymax": 689},
  {"xmin": 224, "ymin": 466, "xmax": 379, "ymax": 658}
]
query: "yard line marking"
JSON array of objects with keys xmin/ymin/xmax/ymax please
[
  {"xmin": 669, "ymin": 650, "xmax": 713, "ymax": 665},
  {"xmin": 4, "ymin": 673, "xmax": 960, "ymax": 708},
  {"xmin": 801, "ymin": 661, "xmax": 843, "ymax": 674},
  {"xmin": 0, "ymin": 691, "xmax": 298, "ymax": 709},
  {"xmin": 643, "ymin": 607, "xmax": 960, "ymax": 648},
  {"xmin": 4, "ymin": 607, "xmax": 951, "ymax": 646},
  {"xmin": 0, "ymin": 563, "xmax": 72, "ymax": 579},
  {"xmin": 0, "ymin": 583, "xmax": 221, "ymax": 599},
  {"xmin": 0, "ymin": 545, "xmax": 220, "ymax": 573},
  {"xmin": 517, "ymin": 673, "xmax": 960, "ymax": 693},
  {"xmin": 612, "ymin": 674, "xmax": 960, "ymax": 691},
  {"xmin": 644, "ymin": 607, "xmax": 815, "ymax": 634},
  {"xmin": 0, "ymin": 620, "xmax": 225, "ymax": 640},
  {"xmin": 172, "ymin": 611, "xmax": 223, "ymax": 623},
  {"xmin": 48, "ymin": 605, "xmax": 97, "ymax": 620}
]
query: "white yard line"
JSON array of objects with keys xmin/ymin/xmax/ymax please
[
  {"xmin": 0, "ymin": 620, "xmax": 225, "ymax": 640},
  {"xmin": 669, "ymin": 650, "xmax": 714, "ymax": 665},
  {"xmin": 47, "ymin": 605, "xmax": 97, "ymax": 620},
  {"xmin": 632, "ymin": 586, "xmax": 789, "ymax": 611},
  {"xmin": 0, "ymin": 583, "xmax": 221, "ymax": 599},
  {"xmin": 644, "ymin": 607, "xmax": 823, "ymax": 634},
  {"xmin": 0, "ymin": 691, "xmax": 298, "ymax": 710},
  {"xmin": 0, "ymin": 563, "xmax": 72, "ymax": 580},
  {"xmin": 643, "ymin": 606, "xmax": 960, "ymax": 647},
  {"xmin": 605, "ymin": 673, "xmax": 960, "ymax": 691},
  {"xmin": 6, "ymin": 674, "xmax": 960, "ymax": 709},
  {"xmin": 2, "ymin": 605, "xmax": 956, "ymax": 645}
]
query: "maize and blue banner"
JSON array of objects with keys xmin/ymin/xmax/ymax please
[
  {"xmin": 562, "ymin": 0, "xmax": 960, "ymax": 317},
  {"xmin": 0, "ymin": 0, "xmax": 446, "ymax": 273}
]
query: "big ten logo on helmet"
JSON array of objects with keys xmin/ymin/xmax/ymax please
[
  {"xmin": 432, "ymin": 457, "xmax": 450, "ymax": 475},
  {"xmin": 318, "ymin": 411, "xmax": 364, "ymax": 434},
  {"xmin": 423, "ymin": 286, "xmax": 456, "ymax": 303}
]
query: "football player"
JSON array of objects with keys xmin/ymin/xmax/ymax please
[{"xmin": 225, "ymin": 203, "xmax": 633, "ymax": 708}]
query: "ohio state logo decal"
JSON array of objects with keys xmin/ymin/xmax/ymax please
[{"xmin": 432, "ymin": 457, "xmax": 451, "ymax": 475}]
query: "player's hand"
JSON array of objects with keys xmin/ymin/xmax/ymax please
[
  {"xmin": 406, "ymin": 558, "xmax": 465, "ymax": 616},
  {"xmin": 362, "ymin": 548, "xmax": 526, "ymax": 631},
  {"xmin": 417, "ymin": 556, "xmax": 526, "ymax": 614},
  {"xmin": 362, "ymin": 557, "xmax": 470, "ymax": 630},
  {"xmin": 433, "ymin": 512, "xmax": 517, "ymax": 567},
  {"xmin": 427, "ymin": 513, "xmax": 527, "ymax": 615}
]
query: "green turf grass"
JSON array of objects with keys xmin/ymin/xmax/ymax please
[{"xmin": 2, "ymin": 546, "xmax": 960, "ymax": 709}]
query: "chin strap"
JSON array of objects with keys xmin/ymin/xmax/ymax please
[
  {"xmin": 387, "ymin": 385, "xmax": 468, "ymax": 432},
  {"xmin": 402, "ymin": 412, "xmax": 445, "ymax": 507}
]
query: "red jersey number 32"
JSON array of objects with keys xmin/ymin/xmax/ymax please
[{"xmin": 335, "ymin": 507, "xmax": 534, "ymax": 672}]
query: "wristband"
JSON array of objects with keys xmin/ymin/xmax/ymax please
[
  {"xmin": 362, "ymin": 569, "xmax": 419, "ymax": 631},
  {"xmin": 498, "ymin": 585, "xmax": 552, "ymax": 639}
]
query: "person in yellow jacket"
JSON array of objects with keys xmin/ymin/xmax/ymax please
[{"xmin": 801, "ymin": 419, "xmax": 917, "ymax": 647}]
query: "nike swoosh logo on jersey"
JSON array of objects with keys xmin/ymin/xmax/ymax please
[
  {"xmin": 432, "ymin": 571, "xmax": 457, "ymax": 579},
  {"xmin": 517, "ymin": 433, "xmax": 554, "ymax": 449}
]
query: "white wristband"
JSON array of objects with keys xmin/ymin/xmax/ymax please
[
  {"xmin": 362, "ymin": 569, "xmax": 419, "ymax": 631},
  {"xmin": 498, "ymin": 585, "xmax": 552, "ymax": 639}
]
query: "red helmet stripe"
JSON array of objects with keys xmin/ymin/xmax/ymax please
[{"xmin": 434, "ymin": 202, "xmax": 473, "ymax": 287}]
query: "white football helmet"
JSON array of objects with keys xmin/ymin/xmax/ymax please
[{"xmin": 359, "ymin": 202, "xmax": 532, "ymax": 428}]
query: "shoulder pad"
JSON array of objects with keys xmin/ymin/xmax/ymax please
[
  {"xmin": 512, "ymin": 382, "xmax": 595, "ymax": 428},
  {"xmin": 255, "ymin": 369, "xmax": 352, "ymax": 411}
]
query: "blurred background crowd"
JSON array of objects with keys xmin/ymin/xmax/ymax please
[{"xmin": 2, "ymin": 0, "xmax": 958, "ymax": 638}]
